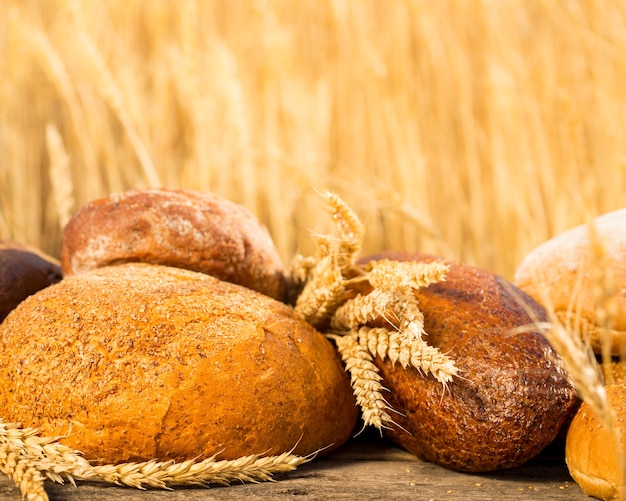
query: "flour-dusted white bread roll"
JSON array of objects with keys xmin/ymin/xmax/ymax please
[
  {"xmin": 565, "ymin": 383, "xmax": 626, "ymax": 500},
  {"xmin": 0, "ymin": 263, "xmax": 358, "ymax": 464},
  {"xmin": 61, "ymin": 188, "xmax": 287, "ymax": 301},
  {"xmin": 514, "ymin": 208, "xmax": 626, "ymax": 355}
]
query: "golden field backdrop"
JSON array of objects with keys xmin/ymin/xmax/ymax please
[{"xmin": 1, "ymin": 0, "xmax": 626, "ymax": 280}]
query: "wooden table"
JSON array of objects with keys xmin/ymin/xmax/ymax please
[{"xmin": 0, "ymin": 431, "xmax": 588, "ymax": 500}]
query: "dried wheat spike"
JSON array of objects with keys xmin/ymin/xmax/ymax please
[
  {"xmin": 0, "ymin": 427, "xmax": 52, "ymax": 501},
  {"xmin": 84, "ymin": 450, "xmax": 311, "ymax": 489},
  {"xmin": 312, "ymin": 233, "xmax": 334, "ymax": 261},
  {"xmin": 355, "ymin": 322, "xmax": 457, "ymax": 384},
  {"xmin": 392, "ymin": 306, "xmax": 458, "ymax": 384},
  {"xmin": 356, "ymin": 326, "xmax": 390, "ymax": 360},
  {"xmin": 15, "ymin": 462, "xmax": 47, "ymax": 501},
  {"xmin": 366, "ymin": 259, "xmax": 449, "ymax": 292},
  {"xmin": 319, "ymin": 191, "xmax": 364, "ymax": 272},
  {"xmin": 330, "ymin": 288, "xmax": 397, "ymax": 331},
  {"xmin": 0, "ymin": 419, "xmax": 313, "ymax": 496},
  {"xmin": 333, "ymin": 278, "xmax": 458, "ymax": 382},
  {"xmin": 328, "ymin": 332, "xmax": 394, "ymax": 429},
  {"xmin": 386, "ymin": 330, "xmax": 402, "ymax": 366},
  {"xmin": 399, "ymin": 337, "xmax": 458, "ymax": 384},
  {"xmin": 294, "ymin": 255, "xmax": 345, "ymax": 328},
  {"xmin": 290, "ymin": 254, "xmax": 318, "ymax": 286},
  {"xmin": 294, "ymin": 192, "xmax": 457, "ymax": 430},
  {"xmin": 389, "ymin": 290, "xmax": 426, "ymax": 337}
]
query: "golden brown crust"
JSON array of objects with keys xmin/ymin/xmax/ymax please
[
  {"xmin": 0, "ymin": 263, "xmax": 357, "ymax": 464},
  {"xmin": 360, "ymin": 251, "xmax": 579, "ymax": 472},
  {"xmin": 604, "ymin": 360, "xmax": 626, "ymax": 384},
  {"xmin": 513, "ymin": 209, "xmax": 626, "ymax": 356},
  {"xmin": 565, "ymin": 383, "xmax": 626, "ymax": 500},
  {"xmin": 61, "ymin": 188, "xmax": 286, "ymax": 301},
  {"xmin": 0, "ymin": 240, "xmax": 62, "ymax": 322}
]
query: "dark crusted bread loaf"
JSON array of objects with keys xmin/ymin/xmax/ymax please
[
  {"xmin": 361, "ymin": 251, "xmax": 579, "ymax": 472},
  {"xmin": 61, "ymin": 188, "xmax": 286, "ymax": 301},
  {"xmin": 0, "ymin": 240, "xmax": 62, "ymax": 322},
  {"xmin": 0, "ymin": 262, "xmax": 358, "ymax": 464}
]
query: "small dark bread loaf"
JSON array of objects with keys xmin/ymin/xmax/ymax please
[
  {"xmin": 61, "ymin": 188, "xmax": 286, "ymax": 301},
  {"xmin": 0, "ymin": 263, "xmax": 358, "ymax": 464},
  {"xmin": 361, "ymin": 251, "xmax": 578, "ymax": 472},
  {"xmin": 0, "ymin": 240, "xmax": 62, "ymax": 322},
  {"xmin": 513, "ymin": 208, "xmax": 626, "ymax": 356}
]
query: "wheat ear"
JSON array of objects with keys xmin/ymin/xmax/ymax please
[
  {"xmin": 331, "ymin": 288, "xmax": 397, "ymax": 330},
  {"xmin": 318, "ymin": 190, "xmax": 364, "ymax": 271},
  {"xmin": 365, "ymin": 259, "xmax": 449, "ymax": 292},
  {"xmin": 81, "ymin": 450, "xmax": 311, "ymax": 489},
  {"xmin": 0, "ymin": 419, "xmax": 312, "ymax": 499},
  {"xmin": 295, "ymin": 255, "xmax": 346, "ymax": 328},
  {"xmin": 327, "ymin": 333, "xmax": 394, "ymax": 430}
]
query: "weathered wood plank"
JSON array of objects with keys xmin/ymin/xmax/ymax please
[{"xmin": 0, "ymin": 436, "xmax": 588, "ymax": 500}]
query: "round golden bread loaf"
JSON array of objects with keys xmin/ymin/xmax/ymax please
[
  {"xmin": 360, "ymin": 251, "xmax": 579, "ymax": 472},
  {"xmin": 513, "ymin": 208, "xmax": 626, "ymax": 356},
  {"xmin": 565, "ymin": 382, "xmax": 626, "ymax": 500},
  {"xmin": 61, "ymin": 188, "xmax": 286, "ymax": 301},
  {"xmin": 0, "ymin": 240, "xmax": 62, "ymax": 322},
  {"xmin": 0, "ymin": 262, "xmax": 358, "ymax": 464}
]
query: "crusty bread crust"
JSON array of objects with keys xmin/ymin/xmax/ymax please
[
  {"xmin": 0, "ymin": 263, "xmax": 357, "ymax": 464},
  {"xmin": 360, "ymin": 251, "xmax": 578, "ymax": 472},
  {"xmin": 514, "ymin": 209, "xmax": 626, "ymax": 356},
  {"xmin": 0, "ymin": 240, "xmax": 62, "ymax": 322},
  {"xmin": 61, "ymin": 188, "xmax": 286, "ymax": 301},
  {"xmin": 566, "ymin": 383, "xmax": 626, "ymax": 500}
]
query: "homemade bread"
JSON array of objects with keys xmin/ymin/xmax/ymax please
[
  {"xmin": 0, "ymin": 240, "xmax": 62, "ymax": 322},
  {"xmin": 565, "ymin": 382, "xmax": 626, "ymax": 500},
  {"xmin": 61, "ymin": 188, "xmax": 286, "ymax": 301},
  {"xmin": 514, "ymin": 208, "xmax": 626, "ymax": 356},
  {"xmin": 361, "ymin": 251, "xmax": 579, "ymax": 472},
  {"xmin": 0, "ymin": 263, "xmax": 358, "ymax": 464}
]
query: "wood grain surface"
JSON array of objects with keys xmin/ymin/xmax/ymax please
[{"xmin": 0, "ymin": 431, "xmax": 588, "ymax": 501}]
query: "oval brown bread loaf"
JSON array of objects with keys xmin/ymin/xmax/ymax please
[
  {"xmin": 360, "ymin": 251, "xmax": 579, "ymax": 472},
  {"xmin": 0, "ymin": 240, "xmax": 62, "ymax": 323},
  {"xmin": 0, "ymin": 262, "xmax": 358, "ymax": 464},
  {"xmin": 565, "ymin": 382, "xmax": 626, "ymax": 500},
  {"xmin": 61, "ymin": 188, "xmax": 286, "ymax": 301},
  {"xmin": 513, "ymin": 208, "xmax": 626, "ymax": 356}
]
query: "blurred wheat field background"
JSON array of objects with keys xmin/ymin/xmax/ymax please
[{"xmin": 1, "ymin": 0, "xmax": 626, "ymax": 279}]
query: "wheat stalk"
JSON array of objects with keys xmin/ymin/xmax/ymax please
[
  {"xmin": 293, "ymin": 192, "xmax": 456, "ymax": 430},
  {"xmin": 327, "ymin": 332, "xmax": 394, "ymax": 430},
  {"xmin": 508, "ymin": 222, "xmax": 625, "ymax": 500},
  {"xmin": 294, "ymin": 254, "xmax": 346, "ymax": 328},
  {"xmin": 331, "ymin": 288, "xmax": 398, "ymax": 330},
  {"xmin": 586, "ymin": 222, "xmax": 619, "ymax": 382},
  {"xmin": 356, "ymin": 326, "xmax": 391, "ymax": 361},
  {"xmin": 319, "ymin": 190, "xmax": 364, "ymax": 270},
  {"xmin": 82, "ymin": 450, "xmax": 311, "ymax": 489},
  {"xmin": 0, "ymin": 419, "xmax": 311, "ymax": 500},
  {"xmin": 365, "ymin": 259, "xmax": 449, "ymax": 292}
]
